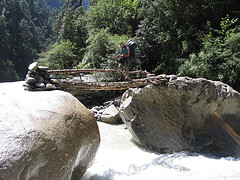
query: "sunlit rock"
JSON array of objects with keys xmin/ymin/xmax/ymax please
[
  {"xmin": 101, "ymin": 104, "xmax": 120, "ymax": 124},
  {"xmin": 120, "ymin": 77, "xmax": 240, "ymax": 157},
  {"xmin": 0, "ymin": 82, "xmax": 100, "ymax": 180},
  {"xmin": 46, "ymin": 83, "xmax": 56, "ymax": 89},
  {"xmin": 28, "ymin": 62, "xmax": 38, "ymax": 72}
]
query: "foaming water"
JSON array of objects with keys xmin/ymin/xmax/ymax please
[{"xmin": 81, "ymin": 122, "xmax": 240, "ymax": 180}]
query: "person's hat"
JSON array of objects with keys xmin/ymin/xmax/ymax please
[{"xmin": 118, "ymin": 41, "xmax": 124, "ymax": 46}]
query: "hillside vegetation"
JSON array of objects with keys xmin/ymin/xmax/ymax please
[{"xmin": 0, "ymin": 0, "xmax": 239, "ymax": 90}]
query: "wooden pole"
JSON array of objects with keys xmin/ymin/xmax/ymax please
[{"xmin": 46, "ymin": 69, "xmax": 150, "ymax": 75}]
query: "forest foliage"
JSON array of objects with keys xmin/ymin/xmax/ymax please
[
  {"xmin": 0, "ymin": 0, "xmax": 53, "ymax": 80},
  {"xmin": 0, "ymin": 0, "xmax": 239, "ymax": 90}
]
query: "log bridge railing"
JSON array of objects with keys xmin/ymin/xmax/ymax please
[
  {"xmin": 45, "ymin": 69, "xmax": 168, "ymax": 91},
  {"xmin": 46, "ymin": 68, "xmax": 148, "ymax": 75}
]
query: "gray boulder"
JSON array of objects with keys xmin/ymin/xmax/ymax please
[
  {"xmin": 101, "ymin": 104, "xmax": 120, "ymax": 124},
  {"xmin": 119, "ymin": 77, "xmax": 240, "ymax": 157},
  {"xmin": 0, "ymin": 82, "xmax": 100, "ymax": 180}
]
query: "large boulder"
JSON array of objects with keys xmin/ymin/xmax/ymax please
[
  {"xmin": 119, "ymin": 77, "xmax": 240, "ymax": 157},
  {"xmin": 0, "ymin": 82, "xmax": 100, "ymax": 180}
]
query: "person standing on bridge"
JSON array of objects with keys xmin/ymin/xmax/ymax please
[{"xmin": 113, "ymin": 41, "xmax": 131, "ymax": 81}]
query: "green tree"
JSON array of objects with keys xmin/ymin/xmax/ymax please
[
  {"xmin": 62, "ymin": 0, "xmax": 83, "ymax": 11},
  {"xmin": 0, "ymin": 16, "xmax": 10, "ymax": 70},
  {"xmin": 80, "ymin": 29, "xmax": 116, "ymax": 69},
  {"xmin": 135, "ymin": 0, "xmax": 240, "ymax": 74},
  {"xmin": 38, "ymin": 40, "xmax": 78, "ymax": 69},
  {"xmin": 47, "ymin": 1, "xmax": 87, "ymax": 67},
  {"xmin": 179, "ymin": 16, "xmax": 240, "ymax": 91},
  {"xmin": 136, "ymin": 0, "xmax": 183, "ymax": 74},
  {"xmin": 86, "ymin": 0, "xmax": 139, "ymax": 36},
  {"xmin": 0, "ymin": 0, "xmax": 53, "ymax": 80}
]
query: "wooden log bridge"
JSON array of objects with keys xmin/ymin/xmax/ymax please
[
  {"xmin": 58, "ymin": 76, "xmax": 168, "ymax": 91},
  {"xmin": 45, "ymin": 68, "xmax": 168, "ymax": 91},
  {"xmin": 25, "ymin": 67, "xmax": 170, "ymax": 91}
]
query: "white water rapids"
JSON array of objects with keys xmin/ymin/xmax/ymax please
[{"xmin": 81, "ymin": 122, "xmax": 240, "ymax": 180}]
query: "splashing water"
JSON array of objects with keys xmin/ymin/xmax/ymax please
[{"xmin": 81, "ymin": 122, "xmax": 240, "ymax": 180}]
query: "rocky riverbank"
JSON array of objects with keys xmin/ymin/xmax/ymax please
[{"xmin": 90, "ymin": 97, "xmax": 122, "ymax": 123}]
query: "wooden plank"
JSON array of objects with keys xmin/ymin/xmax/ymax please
[{"xmin": 57, "ymin": 77, "xmax": 168, "ymax": 91}]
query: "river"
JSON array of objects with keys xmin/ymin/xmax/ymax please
[
  {"xmin": 81, "ymin": 122, "xmax": 240, "ymax": 180},
  {"xmin": 1, "ymin": 81, "xmax": 239, "ymax": 179}
]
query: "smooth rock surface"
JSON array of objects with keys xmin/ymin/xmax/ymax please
[
  {"xmin": 0, "ymin": 81, "xmax": 100, "ymax": 180},
  {"xmin": 101, "ymin": 105, "xmax": 120, "ymax": 124},
  {"xmin": 119, "ymin": 77, "xmax": 240, "ymax": 157}
]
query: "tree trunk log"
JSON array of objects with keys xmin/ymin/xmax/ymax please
[{"xmin": 58, "ymin": 77, "xmax": 168, "ymax": 91}]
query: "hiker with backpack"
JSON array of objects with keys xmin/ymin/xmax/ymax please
[
  {"xmin": 113, "ymin": 40, "xmax": 137, "ymax": 81},
  {"xmin": 113, "ymin": 41, "xmax": 130, "ymax": 80}
]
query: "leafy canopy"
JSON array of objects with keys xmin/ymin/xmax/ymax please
[{"xmin": 179, "ymin": 16, "xmax": 240, "ymax": 90}]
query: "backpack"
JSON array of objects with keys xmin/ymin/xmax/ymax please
[{"xmin": 126, "ymin": 39, "xmax": 137, "ymax": 64}]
